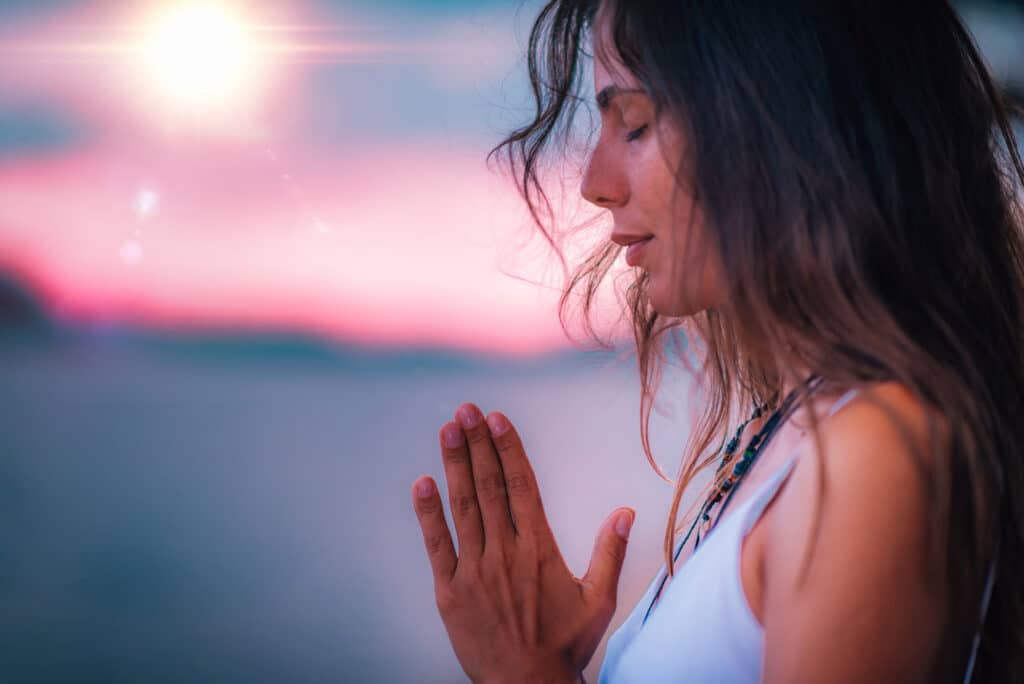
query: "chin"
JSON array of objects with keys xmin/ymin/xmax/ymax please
[
  {"xmin": 648, "ymin": 290, "xmax": 688, "ymax": 317},
  {"xmin": 653, "ymin": 302, "xmax": 705, "ymax": 318},
  {"xmin": 646, "ymin": 263, "xmax": 724, "ymax": 317},
  {"xmin": 647, "ymin": 280, "xmax": 712, "ymax": 318}
]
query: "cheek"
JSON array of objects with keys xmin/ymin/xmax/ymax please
[
  {"xmin": 632, "ymin": 138, "xmax": 725, "ymax": 314},
  {"xmin": 649, "ymin": 207, "xmax": 726, "ymax": 315},
  {"xmin": 655, "ymin": 193, "xmax": 702, "ymax": 271}
]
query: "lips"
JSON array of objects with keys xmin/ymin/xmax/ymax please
[
  {"xmin": 610, "ymin": 231, "xmax": 655, "ymax": 267},
  {"xmin": 610, "ymin": 232, "xmax": 655, "ymax": 247},
  {"xmin": 624, "ymin": 236, "xmax": 654, "ymax": 267}
]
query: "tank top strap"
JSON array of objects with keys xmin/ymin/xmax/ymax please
[
  {"xmin": 825, "ymin": 387, "xmax": 859, "ymax": 418},
  {"xmin": 602, "ymin": 385, "xmax": 866, "ymax": 675},
  {"xmin": 740, "ymin": 387, "xmax": 860, "ymax": 535},
  {"xmin": 738, "ymin": 447, "xmax": 800, "ymax": 536}
]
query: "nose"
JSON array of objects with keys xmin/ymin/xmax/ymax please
[{"xmin": 580, "ymin": 142, "xmax": 628, "ymax": 208}]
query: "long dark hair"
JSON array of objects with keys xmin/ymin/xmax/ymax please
[{"xmin": 488, "ymin": 1, "xmax": 1024, "ymax": 682}]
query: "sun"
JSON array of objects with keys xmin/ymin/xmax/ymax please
[{"xmin": 137, "ymin": 2, "xmax": 265, "ymax": 116}]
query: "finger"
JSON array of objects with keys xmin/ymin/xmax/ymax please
[
  {"xmin": 411, "ymin": 476, "xmax": 457, "ymax": 583},
  {"xmin": 456, "ymin": 403, "xmax": 516, "ymax": 552},
  {"xmin": 483, "ymin": 411, "xmax": 550, "ymax": 541},
  {"xmin": 581, "ymin": 508, "xmax": 634, "ymax": 607},
  {"xmin": 439, "ymin": 420, "xmax": 484, "ymax": 560}
]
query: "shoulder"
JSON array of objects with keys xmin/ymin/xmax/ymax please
[
  {"xmin": 818, "ymin": 382, "xmax": 948, "ymax": 458},
  {"xmin": 760, "ymin": 381, "xmax": 950, "ymax": 683},
  {"xmin": 782, "ymin": 381, "xmax": 949, "ymax": 520},
  {"xmin": 777, "ymin": 382, "xmax": 949, "ymax": 533}
]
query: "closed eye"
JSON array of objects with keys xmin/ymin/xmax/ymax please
[{"xmin": 625, "ymin": 125, "xmax": 648, "ymax": 142}]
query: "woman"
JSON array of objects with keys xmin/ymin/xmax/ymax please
[{"xmin": 411, "ymin": 1, "xmax": 1024, "ymax": 682}]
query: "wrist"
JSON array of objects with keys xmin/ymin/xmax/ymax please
[
  {"xmin": 541, "ymin": 657, "xmax": 581, "ymax": 684},
  {"xmin": 483, "ymin": 661, "xmax": 581, "ymax": 684}
]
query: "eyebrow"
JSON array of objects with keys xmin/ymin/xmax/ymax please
[{"xmin": 595, "ymin": 85, "xmax": 647, "ymax": 111}]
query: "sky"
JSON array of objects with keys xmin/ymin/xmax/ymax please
[
  {"xmin": 1, "ymin": 2, "xmax": 1021, "ymax": 357},
  {"xmin": 0, "ymin": 0, "xmax": 623, "ymax": 356}
]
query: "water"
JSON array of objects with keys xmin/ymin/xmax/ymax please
[{"xmin": 0, "ymin": 338, "xmax": 701, "ymax": 683}]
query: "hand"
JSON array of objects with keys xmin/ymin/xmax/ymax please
[{"xmin": 411, "ymin": 402, "xmax": 635, "ymax": 684}]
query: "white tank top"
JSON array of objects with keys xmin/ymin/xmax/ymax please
[{"xmin": 597, "ymin": 387, "xmax": 994, "ymax": 683}]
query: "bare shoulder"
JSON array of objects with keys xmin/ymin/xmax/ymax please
[
  {"xmin": 777, "ymin": 382, "xmax": 949, "ymax": 532},
  {"xmin": 826, "ymin": 381, "xmax": 949, "ymax": 457},
  {"xmin": 760, "ymin": 382, "xmax": 950, "ymax": 683},
  {"xmin": 782, "ymin": 381, "xmax": 950, "ymax": 523}
]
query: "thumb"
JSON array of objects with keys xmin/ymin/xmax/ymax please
[{"xmin": 582, "ymin": 508, "xmax": 635, "ymax": 606}]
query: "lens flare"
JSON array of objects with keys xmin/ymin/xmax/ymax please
[{"xmin": 137, "ymin": 2, "xmax": 265, "ymax": 116}]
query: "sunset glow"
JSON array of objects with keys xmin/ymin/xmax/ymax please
[{"xmin": 0, "ymin": 1, "xmax": 623, "ymax": 356}]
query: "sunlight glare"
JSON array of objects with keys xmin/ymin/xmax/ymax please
[{"xmin": 139, "ymin": 2, "xmax": 264, "ymax": 115}]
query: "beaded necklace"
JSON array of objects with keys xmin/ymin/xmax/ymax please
[{"xmin": 641, "ymin": 374, "xmax": 822, "ymax": 626}]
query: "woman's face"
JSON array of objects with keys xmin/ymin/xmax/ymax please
[{"xmin": 581, "ymin": 17, "xmax": 725, "ymax": 317}]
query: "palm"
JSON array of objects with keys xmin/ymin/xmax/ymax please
[{"xmin": 411, "ymin": 404, "xmax": 634, "ymax": 684}]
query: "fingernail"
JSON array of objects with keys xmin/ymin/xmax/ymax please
[
  {"xmin": 443, "ymin": 423, "xmax": 464, "ymax": 448},
  {"xmin": 615, "ymin": 511, "xmax": 634, "ymax": 540},
  {"xmin": 416, "ymin": 479, "xmax": 434, "ymax": 498},
  {"xmin": 457, "ymin": 405, "xmax": 481, "ymax": 429},
  {"xmin": 486, "ymin": 413, "xmax": 508, "ymax": 436}
]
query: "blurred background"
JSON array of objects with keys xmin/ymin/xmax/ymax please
[{"xmin": 0, "ymin": 1, "xmax": 1021, "ymax": 682}]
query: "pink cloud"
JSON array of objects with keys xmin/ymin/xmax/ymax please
[
  {"xmin": 0, "ymin": 135, "xmax": 628, "ymax": 356},
  {"xmin": 0, "ymin": 2, "xmax": 632, "ymax": 356}
]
